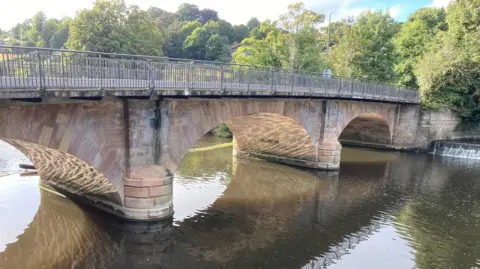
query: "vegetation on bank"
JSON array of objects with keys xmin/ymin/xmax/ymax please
[
  {"xmin": 212, "ymin": 124, "xmax": 233, "ymax": 138},
  {"xmin": 1, "ymin": 0, "xmax": 479, "ymax": 126}
]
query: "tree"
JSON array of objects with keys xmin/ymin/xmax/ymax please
[
  {"xmin": 232, "ymin": 24, "xmax": 250, "ymax": 43},
  {"xmin": 164, "ymin": 20, "xmax": 201, "ymax": 58},
  {"xmin": 199, "ymin": 9, "xmax": 219, "ymax": 24},
  {"xmin": 48, "ymin": 18, "xmax": 71, "ymax": 48},
  {"xmin": 67, "ymin": 1, "xmax": 164, "ymax": 55},
  {"xmin": 176, "ymin": 3, "xmax": 200, "ymax": 22},
  {"xmin": 247, "ymin": 17, "xmax": 261, "ymax": 30},
  {"xmin": 416, "ymin": 0, "xmax": 480, "ymax": 127},
  {"xmin": 183, "ymin": 26, "xmax": 211, "ymax": 59},
  {"xmin": 217, "ymin": 20, "xmax": 234, "ymax": 43},
  {"xmin": 278, "ymin": 2, "xmax": 326, "ymax": 71},
  {"xmin": 329, "ymin": 10, "xmax": 400, "ymax": 82},
  {"xmin": 205, "ymin": 34, "xmax": 230, "ymax": 61},
  {"xmin": 233, "ymin": 20, "xmax": 285, "ymax": 68},
  {"xmin": 322, "ymin": 21, "xmax": 349, "ymax": 47},
  {"xmin": 236, "ymin": 3, "xmax": 327, "ymax": 72},
  {"xmin": 394, "ymin": 8, "xmax": 447, "ymax": 88}
]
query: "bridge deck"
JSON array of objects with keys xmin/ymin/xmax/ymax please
[{"xmin": 0, "ymin": 46, "xmax": 419, "ymax": 103}]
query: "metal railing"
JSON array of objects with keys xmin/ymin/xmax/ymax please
[{"xmin": 0, "ymin": 45, "xmax": 419, "ymax": 103}]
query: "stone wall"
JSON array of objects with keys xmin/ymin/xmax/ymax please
[{"xmin": 393, "ymin": 105, "xmax": 480, "ymax": 149}]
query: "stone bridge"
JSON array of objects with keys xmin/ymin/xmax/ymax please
[{"xmin": 0, "ymin": 46, "xmax": 460, "ymax": 221}]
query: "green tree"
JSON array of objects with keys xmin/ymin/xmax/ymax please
[
  {"xmin": 279, "ymin": 2, "xmax": 326, "ymax": 71},
  {"xmin": 416, "ymin": 0, "xmax": 480, "ymax": 126},
  {"xmin": 67, "ymin": 1, "xmax": 164, "ymax": 55},
  {"xmin": 199, "ymin": 9, "xmax": 219, "ymax": 24},
  {"xmin": 232, "ymin": 24, "xmax": 250, "ymax": 43},
  {"xmin": 235, "ymin": 2, "xmax": 326, "ymax": 72},
  {"xmin": 164, "ymin": 20, "xmax": 201, "ymax": 58},
  {"xmin": 217, "ymin": 20, "xmax": 234, "ymax": 44},
  {"xmin": 233, "ymin": 20, "xmax": 284, "ymax": 68},
  {"xmin": 330, "ymin": 10, "xmax": 400, "ymax": 82},
  {"xmin": 205, "ymin": 34, "xmax": 230, "ymax": 61},
  {"xmin": 322, "ymin": 21, "xmax": 349, "ymax": 47},
  {"xmin": 183, "ymin": 26, "xmax": 210, "ymax": 59},
  {"xmin": 394, "ymin": 8, "xmax": 447, "ymax": 88},
  {"xmin": 176, "ymin": 3, "xmax": 200, "ymax": 22},
  {"xmin": 247, "ymin": 17, "xmax": 261, "ymax": 31}
]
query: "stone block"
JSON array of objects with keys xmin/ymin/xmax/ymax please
[
  {"xmin": 149, "ymin": 186, "xmax": 172, "ymax": 197},
  {"xmin": 124, "ymin": 177, "xmax": 172, "ymax": 187},
  {"xmin": 125, "ymin": 197, "xmax": 155, "ymax": 209},
  {"xmin": 153, "ymin": 195, "xmax": 173, "ymax": 206},
  {"xmin": 125, "ymin": 186, "xmax": 149, "ymax": 198}
]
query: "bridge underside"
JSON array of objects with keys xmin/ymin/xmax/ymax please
[{"xmin": 0, "ymin": 97, "xmax": 428, "ymax": 221}]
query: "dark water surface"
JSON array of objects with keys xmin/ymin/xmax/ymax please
[{"xmin": 1, "ymin": 138, "xmax": 480, "ymax": 269}]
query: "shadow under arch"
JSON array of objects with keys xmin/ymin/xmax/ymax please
[
  {"xmin": 161, "ymin": 99, "xmax": 323, "ymax": 172},
  {"xmin": 0, "ymin": 139, "xmax": 123, "ymax": 206},
  {"xmin": 338, "ymin": 112, "xmax": 393, "ymax": 145}
]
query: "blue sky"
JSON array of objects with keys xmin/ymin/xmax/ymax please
[{"xmin": 0, "ymin": 0, "xmax": 452, "ymax": 30}]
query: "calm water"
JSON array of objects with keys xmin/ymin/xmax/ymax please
[{"xmin": 1, "ymin": 137, "xmax": 480, "ymax": 269}]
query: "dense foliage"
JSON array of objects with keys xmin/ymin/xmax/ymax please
[{"xmin": 1, "ymin": 0, "xmax": 479, "ymax": 125}]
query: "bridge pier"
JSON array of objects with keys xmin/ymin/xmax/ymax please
[
  {"xmin": 316, "ymin": 143, "xmax": 342, "ymax": 170},
  {"xmin": 122, "ymin": 100, "xmax": 174, "ymax": 221}
]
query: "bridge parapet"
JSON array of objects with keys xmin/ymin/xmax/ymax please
[{"xmin": 0, "ymin": 45, "xmax": 419, "ymax": 103}]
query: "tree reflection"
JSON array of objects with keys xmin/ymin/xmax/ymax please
[{"xmin": 396, "ymin": 157, "xmax": 480, "ymax": 269}]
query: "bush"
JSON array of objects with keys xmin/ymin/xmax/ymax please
[{"xmin": 212, "ymin": 123, "xmax": 232, "ymax": 138}]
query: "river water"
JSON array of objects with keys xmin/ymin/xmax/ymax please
[{"xmin": 1, "ymin": 137, "xmax": 480, "ymax": 269}]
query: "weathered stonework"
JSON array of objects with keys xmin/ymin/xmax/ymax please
[{"xmin": 1, "ymin": 97, "xmax": 476, "ymax": 221}]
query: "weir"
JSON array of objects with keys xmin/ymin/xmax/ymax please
[{"xmin": 430, "ymin": 140, "xmax": 480, "ymax": 159}]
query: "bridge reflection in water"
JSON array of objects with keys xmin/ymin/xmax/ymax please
[{"xmin": 1, "ymin": 143, "xmax": 480, "ymax": 269}]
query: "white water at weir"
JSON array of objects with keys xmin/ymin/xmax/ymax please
[{"xmin": 431, "ymin": 140, "xmax": 480, "ymax": 160}]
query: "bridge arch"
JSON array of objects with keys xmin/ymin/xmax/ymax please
[
  {"xmin": 159, "ymin": 99, "xmax": 324, "ymax": 172},
  {"xmin": 317, "ymin": 101, "xmax": 398, "ymax": 169},
  {"xmin": 338, "ymin": 112, "xmax": 392, "ymax": 144},
  {"xmin": 0, "ymin": 101, "xmax": 126, "ymax": 209}
]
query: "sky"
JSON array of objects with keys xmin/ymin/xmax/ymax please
[{"xmin": 0, "ymin": 0, "xmax": 453, "ymax": 30}]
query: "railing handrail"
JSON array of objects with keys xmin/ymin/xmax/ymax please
[
  {"xmin": 0, "ymin": 45, "xmax": 415, "ymax": 92},
  {"xmin": 0, "ymin": 45, "xmax": 420, "ymax": 103}
]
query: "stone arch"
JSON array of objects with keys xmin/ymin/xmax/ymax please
[
  {"xmin": 338, "ymin": 113, "xmax": 392, "ymax": 144},
  {"xmin": 317, "ymin": 101, "xmax": 398, "ymax": 170},
  {"xmin": 323, "ymin": 101, "xmax": 397, "ymax": 145},
  {"xmin": 159, "ymin": 99, "xmax": 324, "ymax": 171},
  {"xmin": 0, "ymin": 101, "xmax": 126, "ymax": 207}
]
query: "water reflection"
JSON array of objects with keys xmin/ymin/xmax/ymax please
[{"xmin": 1, "ymin": 139, "xmax": 480, "ymax": 269}]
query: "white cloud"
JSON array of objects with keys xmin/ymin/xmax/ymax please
[
  {"xmin": 428, "ymin": 0, "xmax": 453, "ymax": 8},
  {"xmin": 388, "ymin": 5, "xmax": 402, "ymax": 19}
]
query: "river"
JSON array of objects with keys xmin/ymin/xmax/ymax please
[{"xmin": 1, "ymin": 137, "xmax": 480, "ymax": 269}]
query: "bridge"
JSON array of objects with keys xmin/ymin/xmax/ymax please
[{"xmin": 0, "ymin": 46, "xmax": 458, "ymax": 221}]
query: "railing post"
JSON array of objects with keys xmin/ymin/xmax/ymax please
[
  {"xmin": 338, "ymin": 77, "xmax": 342, "ymax": 96},
  {"xmin": 220, "ymin": 65, "xmax": 225, "ymax": 91},
  {"xmin": 310, "ymin": 75, "xmax": 314, "ymax": 94},
  {"xmin": 61, "ymin": 53, "xmax": 66, "ymax": 88},
  {"xmin": 291, "ymin": 71, "xmax": 295, "ymax": 93},
  {"xmin": 247, "ymin": 68, "xmax": 251, "ymax": 92},
  {"xmin": 36, "ymin": 50, "xmax": 45, "ymax": 95},
  {"xmin": 270, "ymin": 69, "xmax": 275, "ymax": 93},
  {"xmin": 361, "ymin": 80, "xmax": 365, "ymax": 98},
  {"xmin": 350, "ymin": 79, "xmax": 354, "ymax": 97},
  {"xmin": 187, "ymin": 62, "xmax": 191, "ymax": 89},
  {"xmin": 148, "ymin": 59, "xmax": 154, "ymax": 95}
]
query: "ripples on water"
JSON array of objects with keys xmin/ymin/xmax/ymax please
[{"xmin": 1, "ymin": 139, "xmax": 480, "ymax": 269}]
